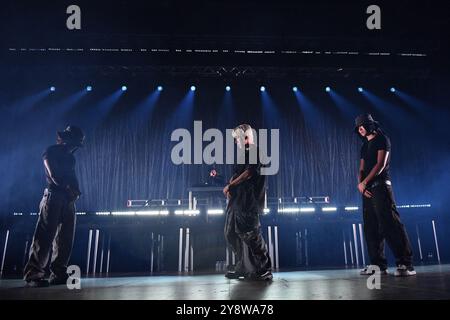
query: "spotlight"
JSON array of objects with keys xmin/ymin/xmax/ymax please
[
  {"xmin": 390, "ymin": 87, "xmax": 396, "ymax": 92},
  {"xmin": 225, "ymin": 85, "xmax": 231, "ymax": 91},
  {"xmin": 50, "ymin": 86, "xmax": 56, "ymax": 92},
  {"xmin": 121, "ymin": 86, "xmax": 127, "ymax": 91},
  {"xmin": 325, "ymin": 86, "xmax": 331, "ymax": 92},
  {"xmin": 190, "ymin": 85, "xmax": 196, "ymax": 92},
  {"xmin": 260, "ymin": 86, "xmax": 266, "ymax": 92},
  {"xmin": 358, "ymin": 87, "xmax": 363, "ymax": 92},
  {"xmin": 292, "ymin": 86, "xmax": 298, "ymax": 92},
  {"xmin": 157, "ymin": 86, "xmax": 163, "ymax": 92},
  {"xmin": 86, "ymin": 86, "xmax": 92, "ymax": 91}
]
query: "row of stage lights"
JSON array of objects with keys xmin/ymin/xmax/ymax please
[
  {"xmin": 48, "ymin": 85, "xmax": 397, "ymax": 93},
  {"xmin": 12, "ymin": 203, "xmax": 431, "ymax": 217}
]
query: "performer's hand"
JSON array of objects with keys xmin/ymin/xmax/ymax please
[
  {"xmin": 363, "ymin": 190, "xmax": 373, "ymax": 198},
  {"xmin": 357, "ymin": 182, "xmax": 367, "ymax": 194},
  {"xmin": 223, "ymin": 184, "xmax": 230, "ymax": 197}
]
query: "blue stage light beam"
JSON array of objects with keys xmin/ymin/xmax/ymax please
[
  {"xmin": 9, "ymin": 88, "xmax": 52, "ymax": 115},
  {"xmin": 132, "ymin": 89, "xmax": 162, "ymax": 124},
  {"xmin": 328, "ymin": 90, "xmax": 363, "ymax": 118},
  {"xmin": 260, "ymin": 87, "xmax": 281, "ymax": 126},
  {"xmin": 361, "ymin": 89, "xmax": 414, "ymax": 127},
  {"xmin": 88, "ymin": 88, "xmax": 126, "ymax": 124},
  {"xmin": 294, "ymin": 90, "xmax": 323, "ymax": 127}
]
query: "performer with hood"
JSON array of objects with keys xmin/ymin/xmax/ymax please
[
  {"xmin": 223, "ymin": 124, "xmax": 272, "ymax": 281},
  {"xmin": 24, "ymin": 126, "xmax": 85, "ymax": 287},
  {"xmin": 355, "ymin": 114, "xmax": 416, "ymax": 277}
]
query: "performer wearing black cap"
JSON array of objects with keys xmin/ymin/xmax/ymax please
[
  {"xmin": 354, "ymin": 114, "xmax": 415, "ymax": 277},
  {"xmin": 223, "ymin": 124, "xmax": 272, "ymax": 281},
  {"xmin": 24, "ymin": 126, "xmax": 85, "ymax": 287}
]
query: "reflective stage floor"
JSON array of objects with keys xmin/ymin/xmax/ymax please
[{"xmin": 1, "ymin": 264, "xmax": 449, "ymax": 300}]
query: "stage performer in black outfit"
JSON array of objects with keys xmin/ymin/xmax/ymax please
[
  {"xmin": 223, "ymin": 124, "xmax": 272, "ymax": 281},
  {"xmin": 24, "ymin": 126, "xmax": 85, "ymax": 287},
  {"xmin": 355, "ymin": 114, "xmax": 416, "ymax": 277}
]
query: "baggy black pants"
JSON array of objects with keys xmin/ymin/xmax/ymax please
[
  {"xmin": 362, "ymin": 183, "xmax": 413, "ymax": 270},
  {"xmin": 23, "ymin": 188, "xmax": 76, "ymax": 281},
  {"xmin": 224, "ymin": 201, "xmax": 271, "ymax": 275}
]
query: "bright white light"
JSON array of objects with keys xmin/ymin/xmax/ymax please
[
  {"xmin": 278, "ymin": 208, "xmax": 300, "ymax": 213},
  {"xmin": 322, "ymin": 207, "xmax": 337, "ymax": 212},
  {"xmin": 325, "ymin": 86, "xmax": 331, "ymax": 92},
  {"xmin": 50, "ymin": 86, "xmax": 56, "ymax": 92},
  {"xmin": 96, "ymin": 211, "xmax": 110, "ymax": 216},
  {"xmin": 111, "ymin": 211, "xmax": 135, "ymax": 216},
  {"xmin": 263, "ymin": 208, "xmax": 271, "ymax": 214},
  {"xmin": 121, "ymin": 86, "xmax": 127, "ymax": 91},
  {"xmin": 136, "ymin": 210, "xmax": 161, "ymax": 216},
  {"xmin": 134, "ymin": 210, "xmax": 169, "ymax": 216},
  {"xmin": 190, "ymin": 85, "xmax": 196, "ymax": 91},
  {"xmin": 410, "ymin": 204, "xmax": 431, "ymax": 208},
  {"xmin": 207, "ymin": 209, "xmax": 224, "ymax": 215},
  {"xmin": 225, "ymin": 86, "xmax": 231, "ymax": 91},
  {"xmin": 157, "ymin": 86, "xmax": 163, "ymax": 91},
  {"xmin": 292, "ymin": 86, "xmax": 298, "ymax": 92},
  {"xmin": 175, "ymin": 209, "xmax": 200, "ymax": 216},
  {"xmin": 260, "ymin": 86, "xmax": 266, "ymax": 92},
  {"xmin": 13, "ymin": 212, "xmax": 23, "ymax": 216},
  {"xmin": 300, "ymin": 207, "xmax": 316, "ymax": 213},
  {"xmin": 86, "ymin": 86, "xmax": 92, "ymax": 91},
  {"xmin": 398, "ymin": 204, "xmax": 431, "ymax": 209},
  {"xmin": 345, "ymin": 206, "xmax": 359, "ymax": 211}
]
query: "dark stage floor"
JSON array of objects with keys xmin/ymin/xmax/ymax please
[{"xmin": 1, "ymin": 265, "xmax": 449, "ymax": 300}]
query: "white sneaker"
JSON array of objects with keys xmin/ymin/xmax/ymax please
[
  {"xmin": 394, "ymin": 265, "xmax": 416, "ymax": 277},
  {"xmin": 360, "ymin": 265, "xmax": 389, "ymax": 275}
]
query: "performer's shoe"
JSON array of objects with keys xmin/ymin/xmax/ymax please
[
  {"xmin": 394, "ymin": 265, "xmax": 416, "ymax": 277},
  {"xmin": 49, "ymin": 274, "xmax": 69, "ymax": 286},
  {"xmin": 25, "ymin": 278, "xmax": 50, "ymax": 288},
  {"xmin": 249, "ymin": 270, "xmax": 273, "ymax": 281},
  {"xmin": 225, "ymin": 270, "xmax": 246, "ymax": 279},
  {"xmin": 360, "ymin": 265, "xmax": 389, "ymax": 275}
]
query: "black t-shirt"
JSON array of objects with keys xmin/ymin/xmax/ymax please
[
  {"xmin": 42, "ymin": 144, "xmax": 80, "ymax": 192},
  {"xmin": 230, "ymin": 144, "xmax": 266, "ymax": 213},
  {"xmin": 360, "ymin": 131, "xmax": 391, "ymax": 184}
]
